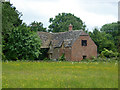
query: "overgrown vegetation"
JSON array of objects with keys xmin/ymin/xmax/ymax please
[
  {"xmin": 3, "ymin": 24, "xmax": 41, "ymax": 60},
  {"xmin": 2, "ymin": 2, "xmax": 119, "ymax": 60},
  {"xmin": 2, "ymin": 2, "xmax": 43, "ymax": 60},
  {"xmin": 100, "ymin": 48, "xmax": 119, "ymax": 58},
  {"xmin": 59, "ymin": 54, "xmax": 66, "ymax": 61}
]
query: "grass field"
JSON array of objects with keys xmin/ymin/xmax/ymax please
[{"xmin": 2, "ymin": 61, "xmax": 118, "ymax": 88}]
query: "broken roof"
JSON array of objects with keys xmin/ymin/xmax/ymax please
[{"xmin": 38, "ymin": 30, "xmax": 89, "ymax": 48}]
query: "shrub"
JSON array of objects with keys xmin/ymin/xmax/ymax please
[
  {"xmin": 3, "ymin": 24, "xmax": 41, "ymax": 60},
  {"xmin": 59, "ymin": 54, "xmax": 66, "ymax": 61},
  {"xmin": 43, "ymin": 58, "xmax": 49, "ymax": 61},
  {"xmin": 100, "ymin": 48, "xmax": 119, "ymax": 58}
]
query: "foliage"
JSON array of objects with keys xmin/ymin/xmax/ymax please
[
  {"xmin": 59, "ymin": 54, "xmax": 66, "ymax": 61},
  {"xmin": 2, "ymin": 2, "xmax": 22, "ymax": 60},
  {"xmin": 117, "ymin": 22, "xmax": 120, "ymax": 55},
  {"xmin": 2, "ymin": 2, "xmax": 22, "ymax": 44},
  {"xmin": 3, "ymin": 24, "xmax": 41, "ymax": 60},
  {"xmin": 29, "ymin": 21, "xmax": 48, "ymax": 60},
  {"xmin": 43, "ymin": 58, "xmax": 49, "ymax": 61},
  {"xmin": 48, "ymin": 13, "xmax": 87, "ymax": 32},
  {"xmin": 38, "ymin": 48, "xmax": 49, "ymax": 60},
  {"xmin": 29, "ymin": 21, "xmax": 47, "ymax": 32},
  {"xmin": 89, "ymin": 28, "xmax": 117, "ymax": 53},
  {"xmin": 100, "ymin": 22, "xmax": 119, "ymax": 51},
  {"xmin": 100, "ymin": 22, "xmax": 118, "ymax": 38},
  {"xmin": 100, "ymin": 48, "xmax": 119, "ymax": 58}
]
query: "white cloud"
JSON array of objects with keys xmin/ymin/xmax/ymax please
[{"xmin": 10, "ymin": 0, "xmax": 118, "ymax": 31}]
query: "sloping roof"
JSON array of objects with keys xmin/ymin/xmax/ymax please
[
  {"xmin": 38, "ymin": 30, "xmax": 89, "ymax": 48},
  {"xmin": 37, "ymin": 32, "xmax": 53, "ymax": 48}
]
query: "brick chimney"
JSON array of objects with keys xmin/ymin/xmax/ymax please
[{"xmin": 69, "ymin": 24, "xmax": 73, "ymax": 31}]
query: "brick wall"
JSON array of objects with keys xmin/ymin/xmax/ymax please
[
  {"xmin": 51, "ymin": 35, "xmax": 97, "ymax": 61},
  {"xmin": 71, "ymin": 36, "xmax": 97, "ymax": 61},
  {"xmin": 59, "ymin": 47, "xmax": 71, "ymax": 61}
]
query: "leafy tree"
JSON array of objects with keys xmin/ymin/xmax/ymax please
[
  {"xmin": 2, "ymin": 2, "xmax": 22, "ymax": 60},
  {"xmin": 48, "ymin": 13, "xmax": 87, "ymax": 32},
  {"xmin": 118, "ymin": 21, "xmax": 120, "ymax": 55},
  {"xmin": 2, "ymin": 2, "xmax": 22, "ymax": 37},
  {"xmin": 3, "ymin": 24, "xmax": 41, "ymax": 60},
  {"xmin": 100, "ymin": 22, "xmax": 119, "ymax": 49},
  {"xmin": 89, "ymin": 28, "xmax": 116, "ymax": 53},
  {"xmin": 100, "ymin": 22, "xmax": 118, "ymax": 37},
  {"xmin": 29, "ymin": 21, "xmax": 46, "ymax": 32}
]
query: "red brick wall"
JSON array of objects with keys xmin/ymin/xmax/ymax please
[
  {"xmin": 71, "ymin": 36, "xmax": 97, "ymax": 61},
  {"xmin": 59, "ymin": 47, "xmax": 71, "ymax": 61}
]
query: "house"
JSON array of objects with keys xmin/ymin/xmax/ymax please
[{"xmin": 38, "ymin": 24, "xmax": 97, "ymax": 61}]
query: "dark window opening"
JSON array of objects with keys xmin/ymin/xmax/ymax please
[
  {"xmin": 83, "ymin": 55, "xmax": 87, "ymax": 59},
  {"xmin": 82, "ymin": 40, "xmax": 87, "ymax": 46}
]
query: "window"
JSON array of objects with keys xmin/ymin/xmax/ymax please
[
  {"xmin": 82, "ymin": 40, "xmax": 87, "ymax": 46},
  {"xmin": 83, "ymin": 55, "xmax": 87, "ymax": 59}
]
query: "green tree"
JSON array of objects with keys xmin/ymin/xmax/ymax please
[
  {"xmin": 118, "ymin": 22, "xmax": 120, "ymax": 55},
  {"xmin": 2, "ymin": 2, "xmax": 22, "ymax": 37},
  {"xmin": 89, "ymin": 28, "xmax": 116, "ymax": 53},
  {"xmin": 48, "ymin": 13, "xmax": 87, "ymax": 32},
  {"xmin": 2, "ymin": 2, "xmax": 22, "ymax": 60},
  {"xmin": 3, "ymin": 24, "xmax": 41, "ymax": 60},
  {"xmin": 100, "ymin": 22, "xmax": 119, "ymax": 49},
  {"xmin": 29, "ymin": 21, "xmax": 46, "ymax": 32}
]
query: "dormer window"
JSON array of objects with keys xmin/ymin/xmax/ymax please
[{"xmin": 82, "ymin": 40, "xmax": 87, "ymax": 46}]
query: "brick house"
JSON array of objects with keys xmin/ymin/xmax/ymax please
[{"xmin": 38, "ymin": 24, "xmax": 97, "ymax": 61}]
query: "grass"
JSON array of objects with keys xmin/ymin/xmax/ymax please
[{"xmin": 2, "ymin": 60, "xmax": 118, "ymax": 88}]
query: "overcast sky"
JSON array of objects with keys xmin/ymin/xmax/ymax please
[{"xmin": 10, "ymin": 0, "xmax": 118, "ymax": 31}]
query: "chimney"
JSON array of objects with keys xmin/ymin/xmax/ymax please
[{"xmin": 69, "ymin": 24, "xmax": 73, "ymax": 31}]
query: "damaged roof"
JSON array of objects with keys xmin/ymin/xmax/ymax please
[{"xmin": 38, "ymin": 30, "xmax": 88, "ymax": 48}]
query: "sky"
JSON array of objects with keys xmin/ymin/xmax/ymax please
[{"xmin": 10, "ymin": 0, "xmax": 118, "ymax": 31}]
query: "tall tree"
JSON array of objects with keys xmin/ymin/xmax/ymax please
[
  {"xmin": 48, "ymin": 13, "xmax": 86, "ymax": 32},
  {"xmin": 2, "ymin": 2, "xmax": 22, "ymax": 35},
  {"xmin": 89, "ymin": 28, "xmax": 117, "ymax": 53},
  {"xmin": 100, "ymin": 22, "xmax": 119, "ymax": 47},
  {"xmin": 2, "ymin": 2, "xmax": 22, "ymax": 59},
  {"xmin": 118, "ymin": 21, "xmax": 120, "ymax": 55},
  {"xmin": 29, "ymin": 21, "xmax": 46, "ymax": 32},
  {"xmin": 2, "ymin": 2, "xmax": 42, "ymax": 60},
  {"xmin": 4, "ymin": 24, "xmax": 41, "ymax": 60}
]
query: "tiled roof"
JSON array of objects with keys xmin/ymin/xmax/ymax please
[{"xmin": 38, "ymin": 30, "xmax": 88, "ymax": 48}]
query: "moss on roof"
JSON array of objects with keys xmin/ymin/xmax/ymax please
[{"xmin": 38, "ymin": 30, "xmax": 88, "ymax": 48}]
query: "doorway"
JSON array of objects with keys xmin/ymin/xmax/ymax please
[{"xmin": 83, "ymin": 55, "xmax": 87, "ymax": 59}]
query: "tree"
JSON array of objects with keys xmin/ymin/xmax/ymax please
[
  {"xmin": 29, "ymin": 21, "xmax": 46, "ymax": 32},
  {"xmin": 2, "ymin": 2, "xmax": 22, "ymax": 60},
  {"xmin": 2, "ymin": 2, "xmax": 22, "ymax": 37},
  {"xmin": 100, "ymin": 22, "xmax": 119, "ymax": 49},
  {"xmin": 89, "ymin": 28, "xmax": 116, "ymax": 53},
  {"xmin": 118, "ymin": 21, "xmax": 120, "ymax": 55},
  {"xmin": 3, "ymin": 24, "xmax": 41, "ymax": 60},
  {"xmin": 48, "ymin": 13, "xmax": 87, "ymax": 32}
]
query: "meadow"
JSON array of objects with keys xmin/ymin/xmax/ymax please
[{"xmin": 2, "ymin": 60, "xmax": 118, "ymax": 88}]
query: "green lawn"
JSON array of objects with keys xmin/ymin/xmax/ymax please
[{"xmin": 2, "ymin": 61, "xmax": 118, "ymax": 88}]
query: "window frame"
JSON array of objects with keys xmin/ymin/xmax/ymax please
[{"xmin": 81, "ymin": 40, "xmax": 87, "ymax": 46}]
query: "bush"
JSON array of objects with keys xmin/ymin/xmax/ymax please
[
  {"xmin": 100, "ymin": 48, "xmax": 119, "ymax": 58},
  {"xmin": 3, "ymin": 24, "xmax": 42, "ymax": 60},
  {"xmin": 59, "ymin": 54, "xmax": 66, "ymax": 61},
  {"xmin": 43, "ymin": 58, "xmax": 49, "ymax": 61}
]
